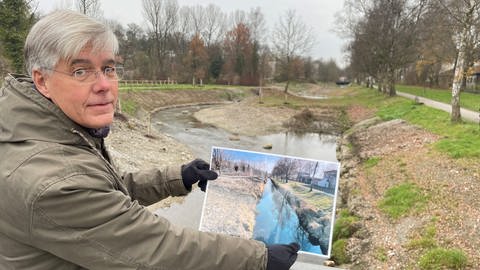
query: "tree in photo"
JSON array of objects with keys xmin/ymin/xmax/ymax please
[{"xmin": 271, "ymin": 158, "xmax": 299, "ymax": 183}]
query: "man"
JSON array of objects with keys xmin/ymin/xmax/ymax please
[{"xmin": 0, "ymin": 10, "xmax": 299, "ymax": 270}]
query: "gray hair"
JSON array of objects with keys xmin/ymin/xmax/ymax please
[{"xmin": 24, "ymin": 10, "xmax": 119, "ymax": 76}]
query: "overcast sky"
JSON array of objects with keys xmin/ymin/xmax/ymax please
[{"xmin": 35, "ymin": 0, "xmax": 347, "ymax": 66}]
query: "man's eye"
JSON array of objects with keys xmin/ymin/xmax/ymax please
[
  {"xmin": 104, "ymin": 66, "xmax": 115, "ymax": 74},
  {"xmin": 73, "ymin": 69, "xmax": 88, "ymax": 77}
]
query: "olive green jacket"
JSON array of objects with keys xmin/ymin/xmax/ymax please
[{"xmin": 0, "ymin": 74, "xmax": 267, "ymax": 270}]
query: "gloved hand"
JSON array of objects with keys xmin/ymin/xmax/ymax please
[
  {"xmin": 266, "ymin": 242, "xmax": 300, "ymax": 270},
  {"xmin": 181, "ymin": 159, "xmax": 218, "ymax": 191}
]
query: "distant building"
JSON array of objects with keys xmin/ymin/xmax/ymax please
[{"xmin": 296, "ymin": 170, "xmax": 337, "ymax": 193}]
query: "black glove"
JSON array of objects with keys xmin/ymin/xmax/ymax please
[
  {"xmin": 181, "ymin": 159, "xmax": 218, "ymax": 191},
  {"xmin": 266, "ymin": 242, "xmax": 300, "ymax": 270}
]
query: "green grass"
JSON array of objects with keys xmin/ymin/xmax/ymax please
[
  {"xmin": 333, "ymin": 209, "xmax": 360, "ymax": 241},
  {"xmin": 363, "ymin": 156, "xmax": 381, "ymax": 168},
  {"xmin": 405, "ymin": 221, "xmax": 469, "ymax": 269},
  {"xmin": 288, "ymin": 183, "xmax": 333, "ymax": 210},
  {"xmin": 374, "ymin": 247, "xmax": 388, "ymax": 262},
  {"xmin": 378, "ymin": 182, "xmax": 427, "ymax": 219},
  {"xmin": 407, "ymin": 224, "xmax": 437, "ymax": 250},
  {"xmin": 331, "ymin": 239, "xmax": 350, "ymax": 264},
  {"xmin": 418, "ymin": 248, "xmax": 468, "ymax": 270},
  {"xmin": 119, "ymin": 99, "xmax": 138, "ymax": 116},
  {"xmin": 372, "ymin": 94, "xmax": 480, "ymax": 159},
  {"xmin": 396, "ymin": 85, "xmax": 480, "ymax": 112}
]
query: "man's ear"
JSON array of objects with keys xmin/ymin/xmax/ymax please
[{"xmin": 32, "ymin": 69, "xmax": 51, "ymax": 98}]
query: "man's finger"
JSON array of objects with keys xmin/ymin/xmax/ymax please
[{"xmin": 198, "ymin": 170, "xmax": 218, "ymax": 181}]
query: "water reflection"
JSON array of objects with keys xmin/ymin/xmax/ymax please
[{"xmin": 253, "ymin": 180, "xmax": 323, "ymax": 255}]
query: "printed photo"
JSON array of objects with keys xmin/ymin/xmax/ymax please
[{"xmin": 199, "ymin": 146, "xmax": 341, "ymax": 258}]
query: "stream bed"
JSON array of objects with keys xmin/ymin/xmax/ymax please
[{"xmin": 152, "ymin": 106, "xmax": 338, "ymax": 162}]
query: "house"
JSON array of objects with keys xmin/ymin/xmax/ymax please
[{"xmin": 466, "ymin": 63, "xmax": 480, "ymax": 93}]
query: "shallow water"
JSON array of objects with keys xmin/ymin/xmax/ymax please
[{"xmin": 152, "ymin": 106, "xmax": 338, "ymax": 162}]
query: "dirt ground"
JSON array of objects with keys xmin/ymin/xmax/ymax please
[
  {"xmin": 338, "ymin": 119, "xmax": 480, "ymax": 269},
  {"xmin": 110, "ymin": 85, "xmax": 479, "ymax": 269}
]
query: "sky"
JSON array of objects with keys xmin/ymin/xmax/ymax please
[
  {"xmin": 35, "ymin": 0, "xmax": 347, "ymax": 67},
  {"xmin": 216, "ymin": 147, "xmax": 338, "ymax": 177}
]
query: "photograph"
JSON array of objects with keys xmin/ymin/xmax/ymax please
[{"xmin": 199, "ymin": 146, "xmax": 341, "ymax": 258}]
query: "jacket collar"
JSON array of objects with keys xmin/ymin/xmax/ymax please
[{"xmin": 0, "ymin": 74, "xmax": 100, "ymax": 147}]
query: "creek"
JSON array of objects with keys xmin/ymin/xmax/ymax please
[
  {"xmin": 152, "ymin": 105, "xmax": 338, "ymax": 162},
  {"xmin": 253, "ymin": 179, "xmax": 324, "ymax": 255},
  {"xmin": 152, "ymin": 105, "xmax": 336, "ymax": 257}
]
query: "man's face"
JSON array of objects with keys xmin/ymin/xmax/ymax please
[{"xmin": 35, "ymin": 47, "xmax": 118, "ymax": 129}]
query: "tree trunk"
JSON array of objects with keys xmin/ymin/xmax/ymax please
[
  {"xmin": 284, "ymin": 80, "xmax": 290, "ymax": 93},
  {"xmin": 451, "ymin": 46, "xmax": 465, "ymax": 123},
  {"xmin": 387, "ymin": 68, "xmax": 396, "ymax": 96},
  {"xmin": 309, "ymin": 162, "xmax": 319, "ymax": 192}
]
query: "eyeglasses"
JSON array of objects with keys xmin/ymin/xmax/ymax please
[{"xmin": 45, "ymin": 66, "xmax": 124, "ymax": 83}]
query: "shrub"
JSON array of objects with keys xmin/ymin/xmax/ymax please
[{"xmin": 332, "ymin": 239, "xmax": 350, "ymax": 264}]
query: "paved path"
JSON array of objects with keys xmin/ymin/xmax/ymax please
[{"xmin": 397, "ymin": 91, "xmax": 479, "ymax": 124}]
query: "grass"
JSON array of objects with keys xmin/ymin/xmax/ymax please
[
  {"xmin": 347, "ymin": 87, "xmax": 480, "ymax": 159},
  {"xmin": 119, "ymin": 99, "xmax": 138, "ymax": 116},
  {"xmin": 374, "ymin": 247, "xmax": 388, "ymax": 262},
  {"xmin": 331, "ymin": 239, "xmax": 350, "ymax": 264},
  {"xmin": 363, "ymin": 156, "xmax": 381, "ymax": 168},
  {"xmin": 378, "ymin": 182, "xmax": 427, "ymax": 219},
  {"xmin": 418, "ymin": 248, "xmax": 468, "ymax": 270},
  {"xmin": 405, "ymin": 221, "xmax": 469, "ymax": 269},
  {"xmin": 396, "ymin": 85, "xmax": 480, "ymax": 112},
  {"xmin": 288, "ymin": 182, "xmax": 333, "ymax": 210},
  {"xmin": 406, "ymin": 223, "xmax": 437, "ymax": 250},
  {"xmin": 333, "ymin": 209, "xmax": 360, "ymax": 241}
]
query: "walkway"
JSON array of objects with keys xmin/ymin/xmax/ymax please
[{"xmin": 397, "ymin": 92, "xmax": 479, "ymax": 124}]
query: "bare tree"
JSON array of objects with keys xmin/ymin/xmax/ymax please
[
  {"xmin": 272, "ymin": 9, "xmax": 314, "ymax": 93},
  {"xmin": 271, "ymin": 158, "xmax": 299, "ymax": 183},
  {"xmin": 247, "ymin": 7, "xmax": 266, "ymax": 44},
  {"xmin": 203, "ymin": 4, "xmax": 227, "ymax": 47},
  {"xmin": 142, "ymin": 0, "xmax": 179, "ymax": 78},
  {"xmin": 76, "ymin": 0, "xmax": 103, "ymax": 18},
  {"xmin": 341, "ymin": 0, "xmax": 427, "ymax": 95},
  {"xmin": 229, "ymin": 9, "xmax": 247, "ymax": 28}
]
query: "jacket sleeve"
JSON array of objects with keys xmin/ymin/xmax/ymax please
[
  {"xmin": 121, "ymin": 165, "xmax": 190, "ymax": 205},
  {"xmin": 31, "ymin": 172, "xmax": 267, "ymax": 270}
]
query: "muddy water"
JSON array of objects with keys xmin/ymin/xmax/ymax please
[{"xmin": 152, "ymin": 106, "xmax": 338, "ymax": 162}]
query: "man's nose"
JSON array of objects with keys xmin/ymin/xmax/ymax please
[{"xmin": 92, "ymin": 71, "xmax": 113, "ymax": 90}]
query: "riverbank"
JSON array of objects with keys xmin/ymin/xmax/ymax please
[
  {"xmin": 110, "ymin": 85, "xmax": 480, "ymax": 269},
  {"xmin": 337, "ymin": 117, "xmax": 480, "ymax": 269},
  {"xmin": 200, "ymin": 175, "xmax": 264, "ymax": 238},
  {"xmin": 272, "ymin": 180, "xmax": 333, "ymax": 256}
]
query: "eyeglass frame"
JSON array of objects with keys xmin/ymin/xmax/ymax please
[{"xmin": 42, "ymin": 66, "xmax": 124, "ymax": 83}]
